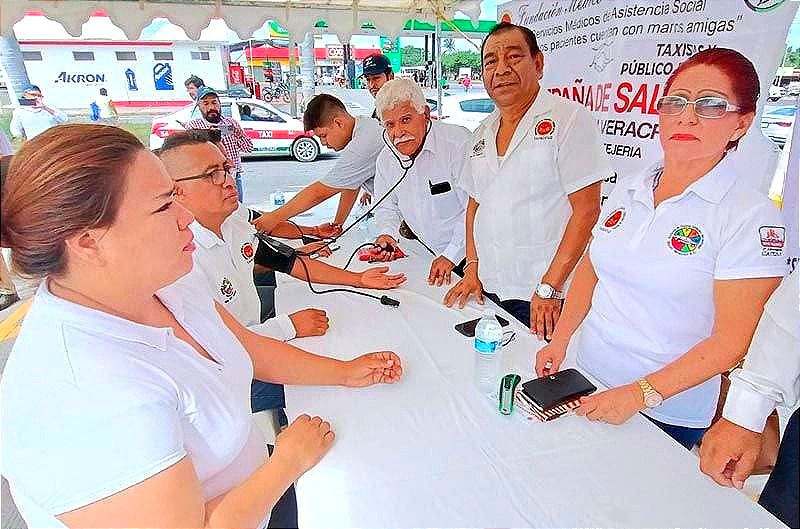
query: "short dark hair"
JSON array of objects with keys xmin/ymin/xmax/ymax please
[
  {"xmin": 99, "ymin": 88, "xmax": 108, "ymax": 96},
  {"xmin": 303, "ymin": 94, "xmax": 347, "ymax": 130},
  {"xmin": 184, "ymin": 75, "xmax": 205, "ymax": 88},
  {"xmin": 481, "ymin": 22, "xmax": 541, "ymax": 61},
  {"xmin": 157, "ymin": 130, "xmax": 222, "ymax": 157}
]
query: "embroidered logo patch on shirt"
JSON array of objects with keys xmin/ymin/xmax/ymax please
[
  {"xmin": 220, "ymin": 277, "xmax": 237, "ymax": 302},
  {"xmin": 668, "ymin": 225, "xmax": 704, "ymax": 255},
  {"xmin": 535, "ymin": 119, "xmax": 555, "ymax": 138},
  {"xmin": 471, "ymin": 138, "xmax": 486, "ymax": 158},
  {"xmin": 600, "ymin": 207, "xmax": 625, "ymax": 232},
  {"xmin": 759, "ymin": 226, "xmax": 785, "ymax": 256},
  {"xmin": 241, "ymin": 242, "xmax": 255, "ymax": 261}
]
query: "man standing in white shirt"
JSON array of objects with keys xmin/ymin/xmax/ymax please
[
  {"xmin": 251, "ymin": 92, "xmax": 387, "ymax": 235},
  {"xmin": 700, "ymin": 273, "xmax": 799, "ymax": 528},
  {"xmin": 445, "ymin": 22, "xmax": 612, "ymax": 339},
  {"xmin": 93, "ymin": 88, "xmax": 118, "ymax": 121},
  {"xmin": 10, "ymin": 85, "xmax": 68, "ymax": 140},
  {"xmin": 370, "ymin": 78, "xmax": 469, "ymax": 286}
]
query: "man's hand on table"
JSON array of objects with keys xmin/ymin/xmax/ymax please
[
  {"xmin": 342, "ymin": 351, "xmax": 403, "ymax": 387},
  {"xmin": 534, "ymin": 340, "xmax": 568, "ymax": 377},
  {"xmin": 357, "ymin": 266, "xmax": 407, "ymax": 289},
  {"xmin": 530, "ymin": 295, "xmax": 562, "ymax": 341},
  {"xmin": 699, "ymin": 418, "xmax": 763, "ymax": 489},
  {"xmin": 372, "ymin": 234, "xmax": 402, "ymax": 261},
  {"xmin": 575, "ymin": 383, "xmax": 643, "ymax": 425},
  {"xmin": 289, "ymin": 308, "xmax": 330, "ymax": 338},
  {"xmin": 428, "ymin": 256, "xmax": 455, "ymax": 287},
  {"xmin": 443, "ymin": 268, "xmax": 484, "ymax": 308}
]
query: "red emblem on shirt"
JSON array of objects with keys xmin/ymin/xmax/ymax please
[
  {"xmin": 241, "ymin": 242, "xmax": 255, "ymax": 261},
  {"xmin": 535, "ymin": 119, "xmax": 555, "ymax": 137},
  {"xmin": 600, "ymin": 207, "xmax": 625, "ymax": 232}
]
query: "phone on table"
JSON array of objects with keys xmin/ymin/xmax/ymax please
[{"xmin": 454, "ymin": 315, "xmax": 510, "ymax": 337}]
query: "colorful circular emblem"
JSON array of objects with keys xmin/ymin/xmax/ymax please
[
  {"xmin": 743, "ymin": 0, "xmax": 786, "ymax": 13},
  {"xmin": 602, "ymin": 207, "xmax": 625, "ymax": 231},
  {"xmin": 535, "ymin": 119, "xmax": 555, "ymax": 136},
  {"xmin": 668, "ymin": 225, "xmax": 704, "ymax": 255},
  {"xmin": 241, "ymin": 242, "xmax": 254, "ymax": 260}
]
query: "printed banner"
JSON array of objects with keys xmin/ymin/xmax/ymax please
[{"xmin": 498, "ymin": 0, "xmax": 799, "ymax": 202}]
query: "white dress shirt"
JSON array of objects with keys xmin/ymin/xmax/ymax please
[
  {"xmin": 190, "ymin": 205, "xmax": 296, "ymax": 341},
  {"xmin": 0, "ymin": 272, "xmax": 268, "ymax": 528},
  {"xmin": 723, "ymin": 272, "xmax": 799, "ymax": 432},
  {"xmin": 373, "ymin": 121, "xmax": 470, "ymax": 264},
  {"xmin": 10, "ymin": 104, "xmax": 68, "ymax": 139},
  {"xmin": 577, "ymin": 158, "xmax": 787, "ymax": 428},
  {"xmin": 321, "ymin": 116, "xmax": 385, "ymax": 194},
  {"xmin": 457, "ymin": 89, "xmax": 613, "ymax": 300}
]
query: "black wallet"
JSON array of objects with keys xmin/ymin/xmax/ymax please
[{"xmin": 521, "ymin": 368, "xmax": 597, "ymax": 412}]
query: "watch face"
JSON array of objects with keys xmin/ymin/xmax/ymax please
[
  {"xmin": 537, "ymin": 284, "xmax": 554, "ymax": 298},
  {"xmin": 645, "ymin": 393, "xmax": 663, "ymax": 408}
]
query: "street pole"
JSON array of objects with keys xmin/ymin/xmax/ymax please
[
  {"xmin": 435, "ymin": 18, "xmax": 442, "ymax": 117},
  {"xmin": 288, "ymin": 39, "xmax": 298, "ymax": 116}
]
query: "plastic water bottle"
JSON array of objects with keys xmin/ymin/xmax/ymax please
[
  {"xmin": 274, "ymin": 191, "xmax": 285, "ymax": 206},
  {"xmin": 474, "ymin": 309, "xmax": 503, "ymax": 396}
]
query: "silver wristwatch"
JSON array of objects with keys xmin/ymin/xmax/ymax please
[{"xmin": 534, "ymin": 283, "xmax": 564, "ymax": 300}]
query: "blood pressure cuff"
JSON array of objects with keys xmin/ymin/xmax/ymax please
[{"xmin": 254, "ymin": 233, "xmax": 297, "ymax": 274}]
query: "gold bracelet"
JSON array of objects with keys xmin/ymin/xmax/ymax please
[{"xmin": 464, "ymin": 259, "xmax": 479, "ymax": 269}]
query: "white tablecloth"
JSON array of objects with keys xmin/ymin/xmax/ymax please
[{"xmin": 276, "ymin": 233, "xmax": 785, "ymax": 527}]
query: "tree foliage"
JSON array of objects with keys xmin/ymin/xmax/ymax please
[
  {"xmin": 440, "ymin": 51, "xmax": 481, "ymax": 76},
  {"xmin": 401, "ymin": 45, "xmax": 424, "ymax": 66}
]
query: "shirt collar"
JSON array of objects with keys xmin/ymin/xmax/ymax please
[
  {"xmin": 628, "ymin": 155, "xmax": 739, "ymax": 205},
  {"xmin": 36, "ymin": 279, "xmax": 182, "ymax": 351},
  {"xmin": 482, "ymin": 88, "xmax": 556, "ymax": 155},
  {"xmin": 189, "ymin": 220, "xmax": 224, "ymax": 249}
]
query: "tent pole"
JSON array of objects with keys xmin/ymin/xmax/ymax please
[
  {"xmin": 289, "ymin": 38, "xmax": 298, "ymax": 116},
  {"xmin": 435, "ymin": 17, "xmax": 442, "ymax": 119}
]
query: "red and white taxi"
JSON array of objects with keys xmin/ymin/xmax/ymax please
[{"xmin": 149, "ymin": 97, "xmax": 329, "ymax": 162}]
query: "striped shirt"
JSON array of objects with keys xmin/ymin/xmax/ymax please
[{"xmin": 186, "ymin": 116, "xmax": 253, "ymax": 170}]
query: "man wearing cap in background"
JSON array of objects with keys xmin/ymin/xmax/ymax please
[
  {"xmin": 252, "ymin": 55, "xmax": 394, "ymax": 234},
  {"xmin": 9, "ymin": 85, "xmax": 67, "ymax": 141},
  {"xmin": 362, "ymin": 53, "xmax": 395, "ymax": 119},
  {"xmin": 186, "ymin": 86, "xmax": 253, "ymax": 201}
]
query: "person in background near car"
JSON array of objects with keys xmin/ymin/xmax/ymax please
[
  {"xmin": 9, "ymin": 85, "xmax": 68, "ymax": 141},
  {"xmin": 700, "ymin": 273, "xmax": 798, "ymax": 528},
  {"xmin": 240, "ymin": 105, "xmax": 254, "ymax": 121},
  {"xmin": 185, "ymin": 86, "xmax": 253, "ymax": 201},
  {"xmin": 0, "ymin": 155, "xmax": 20, "ymax": 312},
  {"xmin": 184, "ymin": 75, "xmax": 205, "ymax": 100},
  {"xmin": 94, "ymin": 88, "xmax": 118, "ymax": 122},
  {"xmin": 445, "ymin": 22, "xmax": 610, "ymax": 336},
  {"xmin": 251, "ymin": 93, "xmax": 385, "ymax": 235}
]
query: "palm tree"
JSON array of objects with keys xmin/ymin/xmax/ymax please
[{"xmin": 442, "ymin": 37, "xmax": 456, "ymax": 53}]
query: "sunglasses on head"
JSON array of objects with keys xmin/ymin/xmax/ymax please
[{"xmin": 656, "ymin": 95, "xmax": 741, "ymax": 119}]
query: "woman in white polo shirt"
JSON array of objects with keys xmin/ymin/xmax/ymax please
[
  {"xmin": 0, "ymin": 124, "xmax": 402, "ymax": 528},
  {"xmin": 535, "ymin": 48, "xmax": 786, "ymax": 449}
]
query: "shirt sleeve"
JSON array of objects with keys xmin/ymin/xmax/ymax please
[
  {"xmin": 441, "ymin": 138, "xmax": 470, "ymax": 263},
  {"xmin": 454, "ymin": 136, "xmax": 480, "ymax": 200},
  {"xmin": 50, "ymin": 106, "xmax": 68, "ymax": 124},
  {"xmin": 723, "ymin": 274, "xmax": 800, "ymax": 432},
  {"xmin": 231, "ymin": 119, "xmax": 253, "ymax": 152},
  {"xmin": 373, "ymin": 157, "xmax": 403, "ymax": 239},
  {"xmin": 6, "ymin": 371, "xmax": 186, "ymax": 516},
  {"xmin": 320, "ymin": 132, "xmax": 380, "ymax": 191},
  {"xmin": 714, "ymin": 198, "xmax": 787, "ymax": 280},
  {"xmin": 9, "ymin": 110, "xmax": 24, "ymax": 138},
  {"xmin": 556, "ymin": 106, "xmax": 613, "ymax": 195},
  {"xmin": 248, "ymin": 313, "xmax": 297, "ymax": 341}
]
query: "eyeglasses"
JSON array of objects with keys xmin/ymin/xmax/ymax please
[
  {"xmin": 656, "ymin": 95, "xmax": 741, "ymax": 119},
  {"xmin": 174, "ymin": 165, "xmax": 235, "ymax": 185}
]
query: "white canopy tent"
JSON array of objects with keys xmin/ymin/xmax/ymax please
[{"xmin": 1, "ymin": 0, "xmax": 482, "ymax": 42}]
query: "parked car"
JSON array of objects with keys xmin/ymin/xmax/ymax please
[
  {"xmin": 761, "ymin": 105, "xmax": 797, "ymax": 147},
  {"xmin": 768, "ymin": 84, "xmax": 786, "ymax": 102},
  {"xmin": 431, "ymin": 93, "xmax": 496, "ymax": 131},
  {"xmin": 149, "ymin": 97, "xmax": 329, "ymax": 162}
]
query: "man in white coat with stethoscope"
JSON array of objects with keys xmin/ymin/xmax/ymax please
[{"xmin": 445, "ymin": 22, "xmax": 614, "ymax": 341}]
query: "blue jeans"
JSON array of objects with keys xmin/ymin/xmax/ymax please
[
  {"xmin": 759, "ymin": 408, "xmax": 799, "ymax": 528},
  {"xmin": 646, "ymin": 415, "xmax": 707, "ymax": 450}
]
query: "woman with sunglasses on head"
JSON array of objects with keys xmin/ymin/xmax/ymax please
[
  {"xmin": 0, "ymin": 124, "xmax": 402, "ymax": 528},
  {"xmin": 534, "ymin": 48, "xmax": 786, "ymax": 449}
]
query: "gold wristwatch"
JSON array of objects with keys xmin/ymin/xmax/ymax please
[{"xmin": 637, "ymin": 378, "xmax": 663, "ymax": 408}]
